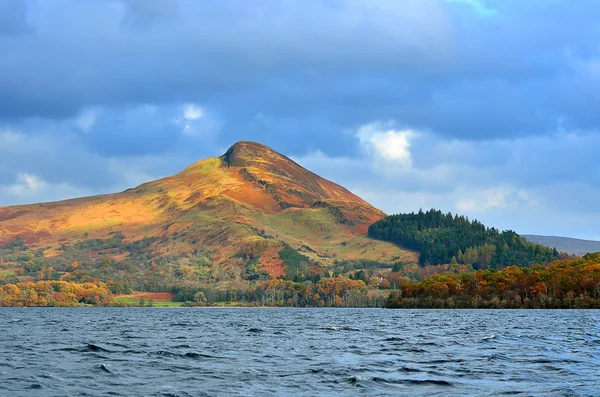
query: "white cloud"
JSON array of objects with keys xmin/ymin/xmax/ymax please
[
  {"xmin": 173, "ymin": 103, "xmax": 215, "ymax": 136},
  {"xmin": 456, "ymin": 186, "xmax": 535, "ymax": 213},
  {"xmin": 5, "ymin": 173, "xmax": 46, "ymax": 195},
  {"xmin": 356, "ymin": 122, "xmax": 416, "ymax": 167},
  {"xmin": 73, "ymin": 107, "xmax": 102, "ymax": 132},
  {"xmin": 1, "ymin": 172, "xmax": 90, "ymax": 204},
  {"xmin": 183, "ymin": 103, "xmax": 203, "ymax": 121}
]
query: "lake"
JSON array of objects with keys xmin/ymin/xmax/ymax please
[{"xmin": 0, "ymin": 308, "xmax": 598, "ymax": 396}]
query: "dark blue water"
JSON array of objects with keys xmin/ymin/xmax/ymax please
[{"xmin": 0, "ymin": 308, "xmax": 599, "ymax": 396}]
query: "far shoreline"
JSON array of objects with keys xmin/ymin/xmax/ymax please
[{"xmin": 2, "ymin": 306, "xmax": 599, "ymax": 310}]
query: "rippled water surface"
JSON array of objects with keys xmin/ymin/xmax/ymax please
[{"xmin": 1, "ymin": 308, "xmax": 599, "ymax": 396}]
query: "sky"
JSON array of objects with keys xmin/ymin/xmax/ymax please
[{"xmin": 1, "ymin": 0, "xmax": 600, "ymax": 240}]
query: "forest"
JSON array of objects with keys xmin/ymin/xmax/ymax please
[
  {"xmin": 368, "ymin": 209, "xmax": 562, "ymax": 268},
  {"xmin": 386, "ymin": 253, "xmax": 600, "ymax": 309}
]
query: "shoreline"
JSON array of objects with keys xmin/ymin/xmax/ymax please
[{"xmin": 2, "ymin": 306, "xmax": 599, "ymax": 310}]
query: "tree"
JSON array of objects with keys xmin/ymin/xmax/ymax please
[{"xmin": 193, "ymin": 291, "xmax": 207, "ymax": 303}]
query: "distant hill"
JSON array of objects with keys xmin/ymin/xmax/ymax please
[{"xmin": 523, "ymin": 235, "xmax": 600, "ymax": 256}]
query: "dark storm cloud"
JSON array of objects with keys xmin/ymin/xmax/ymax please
[
  {"xmin": 2, "ymin": 1, "xmax": 450, "ymax": 123},
  {"xmin": 1, "ymin": 0, "xmax": 598, "ymax": 142}
]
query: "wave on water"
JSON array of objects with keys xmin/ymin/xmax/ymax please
[{"xmin": 0, "ymin": 308, "xmax": 598, "ymax": 396}]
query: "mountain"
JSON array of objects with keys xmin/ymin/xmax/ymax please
[
  {"xmin": 0, "ymin": 141, "xmax": 416, "ymax": 288},
  {"xmin": 523, "ymin": 235, "xmax": 600, "ymax": 256}
]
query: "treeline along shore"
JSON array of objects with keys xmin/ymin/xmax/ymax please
[
  {"xmin": 386, "ymin": 253, "xmax": 600, "ymax": 309},
  {"xmin": 1, "ymin": 253, "xmax": 599, "ymax": 308}
]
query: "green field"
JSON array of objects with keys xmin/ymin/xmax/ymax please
[{"xmin": 113, "ymin": 296, "xmax": 185, "ymax": 307}]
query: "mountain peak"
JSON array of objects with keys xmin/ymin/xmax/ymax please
[
  {"xmin": 227, "ymin": 140, "xmax": 271, "ymax": 152},
  {"xmin": 221, "ymin": 141, "xmax": 280, "ymax": 168}
]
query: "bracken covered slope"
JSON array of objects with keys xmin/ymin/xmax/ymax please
[{"xmin": 0, "ymin": 141, "xmax": 416, "ymax": 276}]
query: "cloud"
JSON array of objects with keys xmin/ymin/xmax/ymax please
[
  {"xmin": 180, "ymin": 103, "xmax": 204, "ymax": 135},
  {"xmin": 456, "ymin": 186, "xmax": 535, "ymax": 213},
  {"xmin": 172, "ymin": 103, "xmax": 219, "ymax": 136},
  {"xmin": 5, "ymin": 173, "xmax": 46, "ymax": 195},
  {"xmin": 356, "ymin": 122, "xmax": 416, "ymax": 167},
  {"xmin": 2, "ymin": 0, "xmax": 598, "ymax": 143},
  {"xmin": 73, "ymin": 107, "xmax": 102, "ymax": 133},
  {"xmin": 183, "ymin": 103, "xmax": 203, "ymax": 121},
  {"xmin": 1, "ymin": 172, "xmax": 90, "ymax": 204},
  {"xmin": 0, "ymin": 0, "xmax": 454, "ymax": 121}
]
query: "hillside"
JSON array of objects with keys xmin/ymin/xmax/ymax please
[
  {"xmin": 0, "ymin": 141, "xmax": 416, "ymax": 292},
  {"xmin": 523, "ymin": 235, "xmax": 600, "ymax": 256},
  {"xmin": 368, "ymin": 209, "xmax": 561, "ymax": 269}
]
